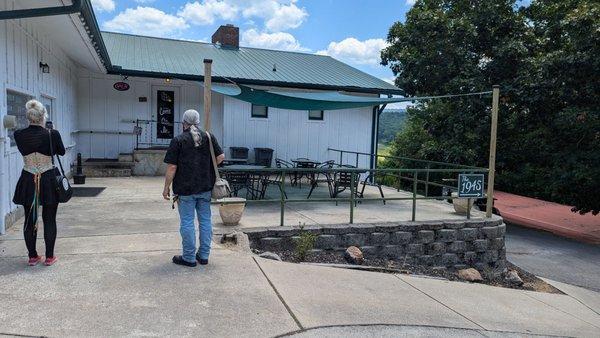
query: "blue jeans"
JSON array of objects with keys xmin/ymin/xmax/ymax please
[{"xmin": 177, "ymin": 191, "xmax": 212, "ymax": 263}]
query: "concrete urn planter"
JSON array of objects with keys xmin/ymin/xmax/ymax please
[
  {"xmin": 451, "ymin": 192, "xmax": 474, "ymax": 214},
  {"xmin": 218, "ymin": 197, "xmax": 246, "ymax": 226}
]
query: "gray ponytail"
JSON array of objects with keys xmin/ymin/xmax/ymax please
[{"xmin": 183, "ymin": 109, "xmax": 202, "ymax": 147}]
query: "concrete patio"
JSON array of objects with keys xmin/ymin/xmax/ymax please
[{"xmin": 0, "ymin": 177, "xmax": 599, "ymax": 337}]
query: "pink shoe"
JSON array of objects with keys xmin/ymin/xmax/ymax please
[
  {"xmin": 44, "ymin": 256, "xmax": 58, "ymax": 266},
  {"xmin": 28, "ymin": 256, "xmax": 43, "ymax": 266}
]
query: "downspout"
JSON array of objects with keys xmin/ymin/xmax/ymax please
[
  {"xmin": 370, "ymin": 104, "xmax": 386, "ymax": 170},
  {"xmin": 0, "ymin": 0, "xmax": 82, "ymax": 20},
  {"xmin": 0, "ymin": 137, "xmax": 5, "ymax": 234}
]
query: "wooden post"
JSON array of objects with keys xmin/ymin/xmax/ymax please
[
  {"xmin": 486, "ymin": 85, "xmax": 500, "ymax": 218},
  {"xmin": 203, "ymin": 59, "xmax": 212, "ymax": 131}
]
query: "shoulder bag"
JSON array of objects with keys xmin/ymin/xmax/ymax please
[
  {"xmin": 49, "ymin": 130, "xmax": 73, "ymax": 203},
  {"xmin": 206, "ymin": 131, "xmax": 230, "ymax": 199}
]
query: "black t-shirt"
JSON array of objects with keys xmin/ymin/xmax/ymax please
[{"xmin": 163, "ymin": 130, "xmax": 223, "ymax": 196}]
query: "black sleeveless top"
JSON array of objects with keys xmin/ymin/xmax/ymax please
[{"xmin": 12, "ymin": 125, "xmax": 66, "ymax": 206}]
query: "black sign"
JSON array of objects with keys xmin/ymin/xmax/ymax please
[
  {"xmin": 458, "ymin": 174, "xmax": 485, "ymax": 198},
  {"xmin": 113, "ymin": 82, "xmax": 130, "ymax": 91},
  {"xmin": 156, "ymin": 90, "xmax": 174, "ymax": 139}
]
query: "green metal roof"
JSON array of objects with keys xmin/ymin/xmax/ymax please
[{"xmin": 101, "ymin": 32, "xmax": 401, "ymax": 95}]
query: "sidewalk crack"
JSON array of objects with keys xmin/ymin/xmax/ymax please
[
  {"xmin": 393, "ymin": 275, "xmax": 486, "ymax": 330},
  {"xmin": 252, "ymin": 257, "xmax": 304, "ymax": 330}
]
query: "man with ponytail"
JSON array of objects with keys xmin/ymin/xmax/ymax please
[{"xmin": 163, "ymin": 109, "xmax": 224, "ymax": 267}]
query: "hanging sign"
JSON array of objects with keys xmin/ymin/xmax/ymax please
[
  {"xmin": 113, "ymin": 82, "xmax": 130, "ymax": 91},
  {"xmin": 458, "ymin": 174, "xmax": 485, "ymax": 198},
  {"xmin": 156, "ymin": 90, "xmax": 174, "ymax": 139}
]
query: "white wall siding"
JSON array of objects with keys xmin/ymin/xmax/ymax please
[
  {"xmin": 76, "ymin": 72, "xmax": 224, "ymax": 159},
  {"xmin": 223, "ymin": 96, "xmax": 373, "ymax": 167},
  {"xmin": 0, "ymin": 5, "xmax": 79, "ymax": 232}
]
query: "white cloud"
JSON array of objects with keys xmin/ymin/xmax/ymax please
[
  {"xmin": 135, "ymin": 0, "xmax": 156, "ymax": 3},
  {"xmin": 91, "ymin": 0, "xmax": 115, "ymax": 12},
  {"xmin": 406, "ymin": 0, "xmax": 417, "ymax": 5},
  {"xmin": 178, "ymin": 1, "xmax": 238, "ymax": 26},
  {"xmin": 178, "ymin": 0, "xmax": 307, "ymax": 31},
  {"xmin": 241, "ymin": 28, "xmax": 308, "ymax": 52},
  {"xmin": 104, "ymin": 7, "xmax": 188, "ymax": 37},
  {"xmin": 317, "ymin": 37, "xmax": 389, "ymax": 66}
]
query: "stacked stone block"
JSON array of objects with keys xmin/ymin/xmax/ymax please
[{"xmin": 245, "ymin": 218, "xmax": 506, "ymax": 274}]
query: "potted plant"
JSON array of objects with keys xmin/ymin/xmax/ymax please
[{"xmin": 217, "ymin": 197, "xmax": 246, "ymax": 226}]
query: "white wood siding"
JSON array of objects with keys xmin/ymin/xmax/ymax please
[
  {"xmin": 1, "ymin": 3, "xmax": 78, "ymax": 232},
  {"xmin": 223, "ymin": 96, "xmax": 373, "ymax": 167},
  {"xmin": 76, "ymin": 72, "xmax": 224, "ymax": 159}
]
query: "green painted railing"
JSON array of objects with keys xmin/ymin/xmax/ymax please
[{"xmin": 216, "ymin": 166, "xmax": 489, "ymax": 226}]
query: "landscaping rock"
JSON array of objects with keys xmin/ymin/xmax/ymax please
[
  {"xmin": 258, "ymin": 252, "xmax": 282, "ymax": 261},
  {"xmin": 343, "ymin": 246, "xmax": 364, "ymax": 265},
  {"xmin": 505, "ymin": 269, "xmax": 524, "ymax": 286},
  {"xmin": 457, "ymin": 268, "xmax": 483, "ymax": 282}
]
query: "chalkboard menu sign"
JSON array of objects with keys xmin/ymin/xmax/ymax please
[
  {"xmin": 458, "ymin": 174, "xmax": 485, "ymax": 198},
  {"xmin": 156, "ymin": 90, "xmax": 174, "ymax": 139}
]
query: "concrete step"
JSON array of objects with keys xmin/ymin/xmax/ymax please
[
  {"xmin": 82, "ymin": 159, "xmax": 134, "ymax": 168},
  {"xmin": 82, "ymin": 167, "xmax": 131, "ymax": 177},
  {"xmin": 118, "ymin": 153, "xmax": 134, "ymax": 162}
]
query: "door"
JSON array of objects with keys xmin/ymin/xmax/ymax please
[
  {"xmin": 40, "ymin": 96, "xmax": 54, "ymax": 126},
  {"xmin": 151, "ymin": 86, "xmax": 180, "ymax": 147}
]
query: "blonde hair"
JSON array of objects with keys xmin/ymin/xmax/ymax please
[
  {"xmin": 25, "ymin": 99, "xmax": 47, "ymax": 125},
  {"xmin": 182, "ymin": 109, "xmax": 202, "ymax": 147}
]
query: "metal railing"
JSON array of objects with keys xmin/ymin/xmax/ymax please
[
  {"xmin": 135, "ymin": 119, "xmax": 183, "ymax": 149},
  {"xmin": 217, "ymin": 166, "xmax": 489, "ymax": 226},
  {"xmin": 328, "ymin": 148, "xmax": 487, "ymax": 197}
]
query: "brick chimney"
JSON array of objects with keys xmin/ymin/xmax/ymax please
[{"xmin": 212, "ymin": 24, "xmax": 239, "ymax": 48}]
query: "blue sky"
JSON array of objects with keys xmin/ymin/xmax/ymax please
[{"xmin": 90, "ymin": 0, "xmax": 416, "ymax": 84}]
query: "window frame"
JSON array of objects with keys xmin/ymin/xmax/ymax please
[
  {"xmin": 251, "ymin": 104, "xmax": 269, "ymax": 119},
  {"xmin": 6, "ymin": 89, "xmax": 34, "ymax": 147},
  {"xmin": 308, "ymin": 109, "xmax": 324, "ymax": 121}
]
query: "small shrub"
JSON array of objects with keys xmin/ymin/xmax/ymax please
[{"xmin": 294, "ymin": 225, "xmax": 317, "ymax": 261}]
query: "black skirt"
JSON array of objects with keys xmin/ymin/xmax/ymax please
[{"xmin": 12, "ymin": 168, "xmax": 60, "ymax": 206}]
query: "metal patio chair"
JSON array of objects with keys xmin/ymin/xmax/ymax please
[
  {"xmin": 329, "ymin": 165, "xmax": 362, "ymax": 205},
  {"xmin": 307, "ymin": 160, "xmax": 335, "ymax": 199}
]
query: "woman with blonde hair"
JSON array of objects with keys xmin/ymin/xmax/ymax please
[{"xmin": 12, "ymin": 99, "xmax": 65, "ymax": 266}]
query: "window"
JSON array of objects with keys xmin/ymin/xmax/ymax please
[
  {"xmin": 251, "ymin": 104, "xmax": 268, "ymax": 118},
  {"xmin": 7, "ymin": 90, "xmax": 33, "ymax": 146},
  {"xmin": 308, "ymin": 110, "xmax": 324, "ymax": 121}
]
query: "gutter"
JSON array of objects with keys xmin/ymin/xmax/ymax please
[{"xmin": 0, "ymin": 0, "xmax": 82, "ymax": 20}]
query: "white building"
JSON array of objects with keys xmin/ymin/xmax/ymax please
[{"xmin": 0, "ymin": 0, "xmax": 402, "ymax": 233}]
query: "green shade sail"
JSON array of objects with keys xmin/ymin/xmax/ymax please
[{"xmin": 210, "ymin": 84, "xmax": 414, "ymax": 110}]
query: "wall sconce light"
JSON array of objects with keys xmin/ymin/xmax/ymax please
[
  {"xmin": 165, "ymin": 78, "xmax": 172, "ymax": 84},
  {"xmin": 39, "ymin": 62, "xmax": 50, "ymax": 73}
]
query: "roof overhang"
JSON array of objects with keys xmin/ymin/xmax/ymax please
[
  {"xmin": 108, "ymin": 68, "xmax": 405, "ymax": 96},
  {"xmin": 0, "ymin": 0, "xmax": 111, "ymax": 72}
]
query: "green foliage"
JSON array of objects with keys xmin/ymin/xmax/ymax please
[
  {"xmin": 381, "ymin": 0, "xmax": 599, "ymax": 214},
  {"xmin": 294, "ymin": 225, "xmax": 317, "ymax": 261},
  {"xmin": 378, "ymin": 109, "xmax": 407, "ymax": 144}
]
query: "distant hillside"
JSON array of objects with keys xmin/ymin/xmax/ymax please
[{"xmin": 378, "ymin": 109, "xmax": 407, "ymax": 144}]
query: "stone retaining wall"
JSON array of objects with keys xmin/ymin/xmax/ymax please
[{"xmin": 245, "ymin": 218, "xmax": 506, "ymax": 274}]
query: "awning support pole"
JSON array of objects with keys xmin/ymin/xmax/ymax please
[
  {"xmin": 203, "ymin": 59, "xmax": 212, "ymax": 131},
  {"xmin": 486, "ymin": 85, "xmax": 500, "ymax": 218}
]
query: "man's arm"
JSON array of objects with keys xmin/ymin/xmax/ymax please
[
  {"xmin": 216, "ymin": 153, "xmax": 225, "ymax": 165},
  {"xmin": 163, "ymin": 164, "xmax": 177, "ymax": 200}
]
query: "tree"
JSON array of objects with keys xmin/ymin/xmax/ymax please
[{"xmin": 381, "ymin": 0, "xmax": 599, "ymax": 214}]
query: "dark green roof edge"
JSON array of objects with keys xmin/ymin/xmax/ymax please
[{"xmin": 80, "ymin": 0, "xmax": 112, "ymax": 69}]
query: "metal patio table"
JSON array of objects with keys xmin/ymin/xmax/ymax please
[
  {"xmin": 290, "ymin": 158, "xmax": 321, "ymax": 187},
  {"xmin": 220, "ymin": 164, "xmax": 267, "ymax": 200}
]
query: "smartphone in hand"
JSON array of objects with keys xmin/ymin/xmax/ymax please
[{"xmin": 45, "ymin": 120, "xmax": 54, "ymax": 130}]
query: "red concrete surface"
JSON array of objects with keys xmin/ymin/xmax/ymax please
[{"xmin": 494, "ymin": 191, "xmax": 600, "ymax": 244}]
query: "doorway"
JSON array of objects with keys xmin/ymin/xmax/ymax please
[{"xmin": 151, "ymin": 86, "xmax": 180, "ymax": 147}]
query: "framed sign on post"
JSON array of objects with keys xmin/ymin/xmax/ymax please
[
  {"xmin": 458, "ymin": 174, "xmax": 485, "ymax": 198},
  {"xmin": 156, "ymin": 90, "xmax": 174, "ymax": 139}
]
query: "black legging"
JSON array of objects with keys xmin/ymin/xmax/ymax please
[{"xmin": 23, "ymin": 204, "xmax": 58, "ymax": 258}]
